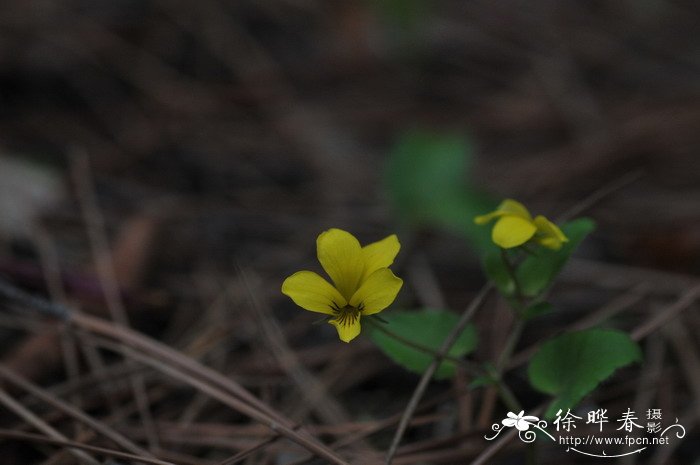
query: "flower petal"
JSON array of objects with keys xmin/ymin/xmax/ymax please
[
  {"xmin": 350, "ymin": 268, "xmax": 403, "ymax": 315},
  {"xmin": 474, "ymin": 199, "xmax": 532, "ymax": 225},
  {"xmin": 515, "ymin": 419, "xmax": 531, "ymax": 431},
  {"xmin": 474, "ymin": 212, "xmax": 499, "ymax": 225},
  {"xmin": 361, "ymin": 234, "xmax": 400, "ymax": 282},
  {"xmin": 329, "ymin": 316, "xmax": 361, "ymax": 343},
  {"xmin": 317, "ymin": 229, "xmax": 364, "ymax": 301},
  {"xmin": 281, "ymin": 271, "xmax": 346, "ymax": 315},
  {"xmin": 533, "ymin": 215, "xmax": 569, "ymax": 250},
  {"xmin": 502, "ymin": 418, "xmax": 517, "ymax": 427},
  {"xmin": 492, "ymin": 216, "xmax": 537, "ymax": 248},
  {"xmin": 498, "ymin": 199, "xmax": 532, "ymax": 219}
]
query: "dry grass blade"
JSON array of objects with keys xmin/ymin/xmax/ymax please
[
  {"xmin": 255, "ymin": 391, "xmax": 461, "ymax": 465},
  {"xmin": 71, "ymin": 150, "xmax": 161, "ymax": 450},
  {"xmin": 70, "ymin": 312, "xmax": 287, "ymax": 422},
  {"xmin": 663, "ymin": 319, "xmax": 700, "ymax": 418},
  {"xmin": 555, "ymin": 169, "xmax": 644, "ymax": 222},
  {"xmin": 214, "ymin": 435, "xmax": 280, "ymax": 465},
  {"xmin": 631, "ymin": 284, "xmax": 700, "ymax": 340},
  {"xmin": 81, "ymin": 333, "xmax": 349, "ymax": 464},
  {"xmin": 0, "ymin": 430, "xmax": 179, "ymax": 465},
  {"xmin": 0, "ymin": 389, "xmax": 101, "ymax": 465},
  {"xmin": 0, "ymin": 275, "xmax": 349, "ymax": 464},
  {"xmin": 0, "ymin": 364, "xmax": 153, "ymax": 458},
  {"xmin": 70, "ymin": 314, "xmax": 350, "ymax": 465}
]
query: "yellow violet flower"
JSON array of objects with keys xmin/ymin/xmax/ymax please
[
  {"xmin": 281, "ymin": 228, "xmax": 403, "ymax": 343},
  {"xmin": 474, "ymin": 199, "xmax": 568, "ymax": 250}
]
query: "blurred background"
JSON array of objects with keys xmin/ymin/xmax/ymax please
[{"xmin": 0, "ymin": 1, "xmax": 699, "ymax": 464}]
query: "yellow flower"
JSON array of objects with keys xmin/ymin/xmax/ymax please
[
  {"xmin": 474, "ymin": 199, "xmax": 568, "ymax": 250},
  {"xmin": 281, "ymin": 229, "xmax": 403, "ymax": 343}
]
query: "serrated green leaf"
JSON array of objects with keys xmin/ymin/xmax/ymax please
[
  {"xmin": 384, "ymin": 130, "xmax": 495, "ymax": 251},
  {"xmin": 528, "ymin": 329, "xmax": 642, "ymax": 418},
  {"xmin": 369, "ymin": 309, "xmax": 478, "ymax": 379},
  {"xmin": 516, "ymin": 218, "xmax": 595, "ymax": 297}
]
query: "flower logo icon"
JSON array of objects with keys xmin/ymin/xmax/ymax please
[
  {"xmin": 486, "ymin": 410, "xmax": 554, "ymax": 443},
  {"xmin": 502, "ymin": 411, "xmax": 540, "ymax": 431}
]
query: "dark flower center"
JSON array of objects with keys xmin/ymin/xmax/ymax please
[{"xmin": 331, "ymin": 303, "xmax": 362, "ymax": 327}]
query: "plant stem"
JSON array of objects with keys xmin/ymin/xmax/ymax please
[
  {"xmin": 498, "ymin": 248, "xmax": 538, "ymax": 464},
  {"xmin": 500, "ymin": 248, "xmax": 527, "ymax": 311}
]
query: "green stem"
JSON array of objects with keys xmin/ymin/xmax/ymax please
[
  {"xmin": 500, "ymin": 248, "xmax": 526, "ymax": 311},
  {"xmin": 494, "ymin": 246, "xmax": 551, "ymax": 465}
]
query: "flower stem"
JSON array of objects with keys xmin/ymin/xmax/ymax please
[
  {"xmin": 495, "ymin": 247, "xmax": 529, "ymax": 375},
  {"xmin": 493, "ymin": 248, "xmax": 531, "ymax": 415},
  {"xmin": 500, "ymin": 248, "xmax": 527, "ymax": 311}
]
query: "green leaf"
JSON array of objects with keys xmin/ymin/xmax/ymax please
[
  {"xmin": 368, "ymin": 309, "xmax": 478, "ymax": 379},
  {"xmin": 482, "ymin": 250, "xmax": 514, "ymax": 296},
  {"xmin": 516, "ymin": 218, "xmax": 595, "ymax": 297},
  {"xmin": 522, "ymin": 301, "xmax": 553, "ymax": 320},
  {"xmin": 528, "ymin": 329, "xmax": 642, "ymax": 418},
  {"xmin": 385, "ymin": 130, "xmax": 495, "ymax": 251}
]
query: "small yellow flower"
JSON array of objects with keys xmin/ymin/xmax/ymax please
[
  {"xmin": 474, "ymin": 199, "xmax": 568, "ymax": 250},
  {"xmin": 282, "ymin": 229, "xmax": 403, "ymax": 343}
]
